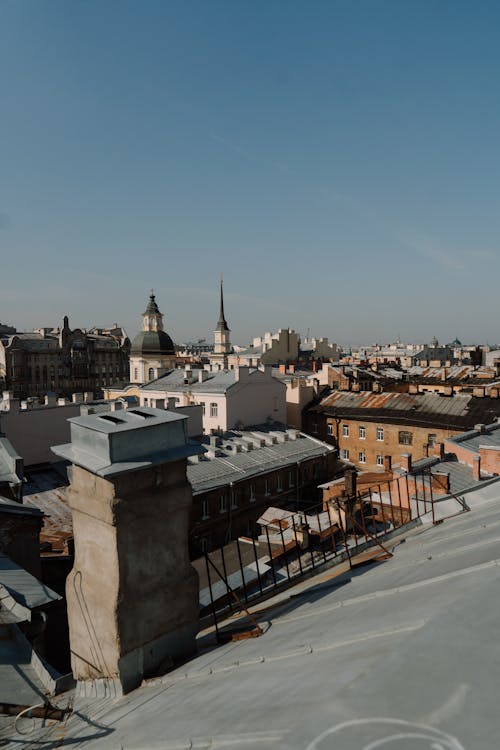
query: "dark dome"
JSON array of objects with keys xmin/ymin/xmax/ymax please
[{"xmin": 131, "ymin": 330, "xmax": 175, "ymax": 355}]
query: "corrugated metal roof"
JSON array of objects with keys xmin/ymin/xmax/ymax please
[{"xmin": 314, "ymin": 390, "xmax": 500, "ymax": 429}]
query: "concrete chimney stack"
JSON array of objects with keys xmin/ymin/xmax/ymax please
[{"xmin": 52, "ymin": 407, "xmax": 203, "ymax": 694}]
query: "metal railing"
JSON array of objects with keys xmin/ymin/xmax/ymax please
[{"xmin": 200, "ymin": 467, "xmax": 469, "ymax": 637}]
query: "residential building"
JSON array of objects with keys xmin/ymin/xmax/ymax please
[
  {"xmin": 187, "ymin": 426, "xmax": 340, "ymax": 555},
  {"xmin": 0, "ymin": 316, "xmax": 129, "ymax": 398},
  {"xmin": 305, "ymin": 389, "xmax": 500, "ymax": 471},
  {"xmin": 137, "ymin": 364, "xmax": 286, "ymax": 434},
  {"xmin": 230, "ymin": 328, "xmax": 300, "ymax": 367}
]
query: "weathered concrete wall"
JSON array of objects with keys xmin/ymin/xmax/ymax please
[{"xmin": 66, "ymin": 459, "xmax": 199, "ymax": 693}]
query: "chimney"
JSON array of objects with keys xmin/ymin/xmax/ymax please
[
  {"xmin": 383, "ymin": 455, "xmax": 392, "ymax": 472},
  {"xmin": 474, "ymin": 424, "xmax": 486, "ymax": 434},
  {"xmin": 472, "ymin": 455, "xmax": 481, "ymax": 481},
  {"xmin": 433, "ymin": 442, "xmax": 445, "ymax": 460},
  {"xmin": 433, "ymin": 471, "xmax": 450, "ymax": 493},
  {"xmin": 279, "ymin": 364, "xmax": 286, "ymax": 374},
  {"xmin": 344, "ymin": 468, "xmax": 357, "ymax": 498},
  {"xmin": 400, "ymin": 453, "xmax": 412, "ymax": 473},
  {"xmin": 51, "ymin": 409, "xmax": 201, "ymax": 694}
]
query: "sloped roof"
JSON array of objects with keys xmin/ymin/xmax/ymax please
[
  {"xmin": 311, "ymin": 390, "xmax": 500, "ymax": 429},
  {"xmin": 7, "ymin": 479, "xmax": 500, "ymax": 748}
]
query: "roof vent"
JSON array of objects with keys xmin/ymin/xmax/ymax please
[
  {"xmin": 99, "ymin": 415, "xmax": 126, "ymax": 424},
  {"xmin": 128, "ymin": 409, "xmax": 155, "ymax": 419}
]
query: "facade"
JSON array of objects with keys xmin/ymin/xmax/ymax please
[
  {"xmin": 0, "ymin": 316, "xmax": 129, "ymax": 398},
  {"xmin": 137, "ymin": 364, "xmax": 286, "ymax": 434},
  {"xmin": 305, "ymin": 390, "xmax": 500, "ymax": 472},
  {"xmin": 230, "ymin": 328, "xmax": 300, "ymax": 368},
  {"xmin": 129, "ymin": 292, "xmax": 177, "ymax": 383}
]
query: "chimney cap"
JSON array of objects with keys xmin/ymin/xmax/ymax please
[{"xmin": 52, "ymin": 407, "xmax": 204, "ymax": 478}]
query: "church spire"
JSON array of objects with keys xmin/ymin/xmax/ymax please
[{"xmin": 216, "ymin": 275, "xmax": 229, "ymax": 332}]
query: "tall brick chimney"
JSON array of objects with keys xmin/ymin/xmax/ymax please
[{"xmin": 52, "ymin": 408, "xmax": 203, "ymax": 694}]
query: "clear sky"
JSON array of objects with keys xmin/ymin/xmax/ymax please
[{"xmin": 1, "ymin": 0, "xmax": 499, "ymax": 347}]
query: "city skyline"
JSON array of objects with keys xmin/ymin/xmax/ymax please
[{"xmin": 1, "ymin": 1, "xmax": 500, "ymax": 345}]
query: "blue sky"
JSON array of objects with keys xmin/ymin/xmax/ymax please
[{"xmin": 1, "ymin": 0, "xmax": 499, "ymax": 346}]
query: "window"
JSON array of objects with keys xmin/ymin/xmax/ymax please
[
  {"xmin": 265, "ymin": 479, "xmax": 270, "ymax": 496},
  {"xmin": 288, "ymin": 471, "xmax": 294, "ymax": 488},
  {"xmin": 311, "ymin": 419, "xmax": 318, "ymax": 434},
  {"xmin": 210, "ymin": 402, "xmax": 218, "ymax": 417},
  {"xmin": 342, "ymin": 424, "xmax": 349, "ymax": 437},
  {"xmin": 148, "ymin": 367, "xmax": 154, "ymax": 381},
  {"xmin": 273, "ymin": 396, "xmax": 278, "ymax": 412},
  {"xmin": 428, "ymin": 433, "xmax": 437, "ymax": 446},
  {"xmin": 219, "ymin": 495, "xmax": 227, "ymax": 513},
  {"xmin": 277, "ymin": 475, "xmax": 283, "ymax": 492},
  {"xmin": 376, "ymin": 427, "xmax": 384, "ymax": 441},
  {"xmin": 231, "ymin": 492, "xmax": 238, "ymax": 510},
  {"xmin": 341, "ymin": 449, "xmax": 350, "ymax": 460},
  {"xmin": 377, "ymin": 455, "xmax": 384, "ymax": 467},
  {"xmin": 327, "ymin": 423, "xmax": 333, "ymax": 436},
  {"xmin": 358, "ymin": 451, "xmax": 366, "ymax": 464},
  {"xmin": 359, "ymin": 426, "xmax": 366, "ymax": 439},
  {"xmin": 398, "ymin": 430, "xmax": 413, "ymax": 446},
  {"xmin": 249, "ymin": 485, "xmax": 256, "ymax": 502},
  {"xmin": 200, "ymin": 401, "xmax": 206, "ymax": 415},
  {"xmin": 201, "ymin": 499, "xmax": 209, "ymax": 519}
]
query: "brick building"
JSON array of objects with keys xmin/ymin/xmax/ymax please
[{"xmin": 304, "ymin": 390, "xmax": 500, "ymax": 472}]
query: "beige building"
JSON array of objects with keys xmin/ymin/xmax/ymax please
[{"xmin": 230, "ymin": 328, "xmax": 300, "ymax": 368}]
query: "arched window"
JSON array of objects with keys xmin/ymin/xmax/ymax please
[{"xmin": 148, "ymin": 367, "xmax": 155, "ymax": 381}]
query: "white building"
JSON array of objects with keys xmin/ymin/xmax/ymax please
[{"xmin": 140, "ymin": 364, "xmax": 286, "ymax": 434}]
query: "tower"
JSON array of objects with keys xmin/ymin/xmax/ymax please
[
  {"xmin": 130, "ymin": 291, "xmax": 177, "ymax": 383},
  {"xmin": 212, "ymin": 277, "xmax": 232, "ymax": 368}
]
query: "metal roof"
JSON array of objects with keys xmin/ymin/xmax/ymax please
[
  {"xmin": 5, "ymin": 479, "xmax": 500, "ymax": 748},
  {"xmin": 0, "ymin": 553, "xmax": 60, "ymax": 611},
  {"xmin": 313, "ymin": 390, "xmax": 500, "ymax": 429},
  {"xmin": 187, "ymin": 428, "xmax": 335, "ymax": 494}
]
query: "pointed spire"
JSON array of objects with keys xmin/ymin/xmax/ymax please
[{"xmin": 216, "ymin": 274, "xmax": 229, "ymax": 332}]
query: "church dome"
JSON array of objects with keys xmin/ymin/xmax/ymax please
[{"xmin": 130, "ymin": 329, "xmax": 175, "ymax": 355}]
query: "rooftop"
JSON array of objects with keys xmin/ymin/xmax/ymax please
[
  {"xmin": 188, "ymin": 427, "xmax": 335, "ymax": 494},
  {"xmin": 311, "ymin": 390, "xmax": 500, "ymax": 429},
  {"xmin": 3, "ymin": 478, "xmax": 500, "ymax": 748}
]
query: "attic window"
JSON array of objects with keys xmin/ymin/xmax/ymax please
[
  {"xmin": 99, "ymin": 415, "xmax": 126, "ymax": 424},
  {"xmin": 128, "ymin": 409, "xmax": 155, "ymax": 419}
]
